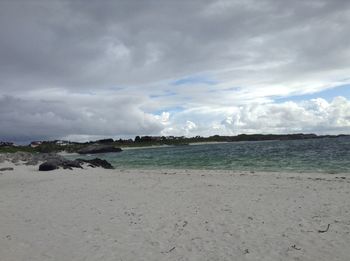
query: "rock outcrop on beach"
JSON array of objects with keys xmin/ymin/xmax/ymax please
[
  {"xmin": 77, "ymin": 145, "xmax": 122, "ymax": 154},
  {"xmin": 38, "ymin": 161, "xmax": 60, "ymax": 171},
  {"xmin": 0, "ymin": 152, "xmax": 114, "ymax": 171},
  {"xmin": 38, "ymin": 157, "xmax": 114, "ymax": 171},
  {"xmin": 38, "ymin": 158, "xmax": 83, "ymax": 171},
  {"xmin": 38, "ymin": 158, "xmax": 114, "ymax": 171},
  {"xmin": 76, "ymin": 158, "xmax": 114, "ymax": 169}
]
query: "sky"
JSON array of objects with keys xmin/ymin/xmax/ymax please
[{"xmin": 1, "ymin": 0, "xmax": 350, "ymax": 143}]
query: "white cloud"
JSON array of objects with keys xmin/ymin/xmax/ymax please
[
  {"xmin": 155, "ymin": 112, "xmax": 170, "ymax": 124},
  {"xmin": 160, "ymin": 97, "xmax": 350, "ymax": 137}
]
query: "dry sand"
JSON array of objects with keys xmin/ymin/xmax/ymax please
[{"xmin": 0, "ymin": 162, "xmax": 350, "ymax": 261}]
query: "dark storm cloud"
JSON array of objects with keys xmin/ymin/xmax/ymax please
[
  {"xmin": 0, "ymin": 94, "xmax": 162, "ymax": 143},
  {"xmin": 1, "ymin": 0, "xmax": 349, "ymax": 90}
]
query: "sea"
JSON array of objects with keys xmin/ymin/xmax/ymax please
[{"xmin": 72, "ymin": 136, "xmax": 350, "ymax": 173}]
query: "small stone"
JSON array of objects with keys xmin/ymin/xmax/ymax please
[{"xmin": 0, "ymin": 167, "xmax": 14, "ymax": 171}]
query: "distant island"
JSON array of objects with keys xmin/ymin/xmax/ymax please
[{"xmin": 0, "ymin": 133, "xmax": 349, "ymax": 154}]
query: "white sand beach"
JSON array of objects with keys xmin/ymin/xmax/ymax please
[{"xmin": 0, "ymin": 163, "xmax": 349, "ymax": 261}]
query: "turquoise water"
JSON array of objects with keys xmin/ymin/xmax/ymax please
[{"xmin": 72, "ymin": 137, "xmax": 350, "ymax": 173}]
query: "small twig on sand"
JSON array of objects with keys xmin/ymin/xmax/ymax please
[
  {"xmin": 318, "ymin": 224, "xmax": 330, "ymax": 233},
  {"xmin": 168, "ymin": 247, "xmax": 176, "ymax": 252},
  {"xmin": 291, "ymin": 245, "xmax": 301, "ymax": 250},
  {"xmin": 162, "ymin": 247, "xmax": 176, "ymax": 254}
]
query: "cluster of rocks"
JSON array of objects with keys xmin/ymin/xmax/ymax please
[
  {"xmin": 39, "ymin": 158, "xmax": 114, "ymax": 171},
  {"xmin": 0, "ymin": 152, "xmax": 114, "ymax": 171}
]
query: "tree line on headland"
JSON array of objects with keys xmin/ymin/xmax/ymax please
[{"xmin": 0, "ymin": 133, "xmax": 348, "ymax": 154}]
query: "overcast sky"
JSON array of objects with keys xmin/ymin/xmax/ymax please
[{"xmin": 1, "ymin": 0, "xmax": 350, "ymax": 143}]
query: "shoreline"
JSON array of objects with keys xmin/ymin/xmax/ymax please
[
  {"xmin": 1, "ymin": 163, "xmax": 350, "ymax": 260},
  {"xmin": 1, "ymin": 153, "xmax": 348, "ymax": 175},
  {"xmin": 2, "ymin": 160, "xmax": 350, "ymax": 176},
  {"xmin": 110, "ymin": 166, "xmax": 350, "ymax": 175}
]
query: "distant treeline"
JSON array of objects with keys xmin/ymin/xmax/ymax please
[
  {"xmin": 0, "ymin": 133, "xmax": 348, "ymax": 153},
  {"xmin": 93, "ymin": 133, "xmax": 349, "ymax": 144}
]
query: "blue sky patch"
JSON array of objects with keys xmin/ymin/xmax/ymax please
[
  {"xmin": 171, "ymin": 75, "xmax": 219, "ymax": 86},
  {"xmin": 275, "ymin": 84, "xmax": 350, "ymax": 103},
  {"xmin": 153, "ymin": 106, "xmax": 185, "ymax": 116}
]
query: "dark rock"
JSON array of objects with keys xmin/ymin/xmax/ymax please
[
  {"xmin": 39, "ymin": 160, "xmax": 59, "ymax": 171},
  {"xmin": 77, "ymin": 158, "xmax": 114, "ymax": 169},
  {"xmin": 39, "ymin": 159, "xmax": 84, "ymax": 171},
  {"xmin": 77, "ymin": 145, "xmax": 122, "ymax": 154},
  {"xmin": 39, "ymin": 157, "xmax": 113, "ymax": 170},
  {"xmin": 62, "ymin": 160, "xmax": 83, "ymax": 169},
  {"xmin": 0, "ymin": 167, "xmax": 14, "ymax": 171}
]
